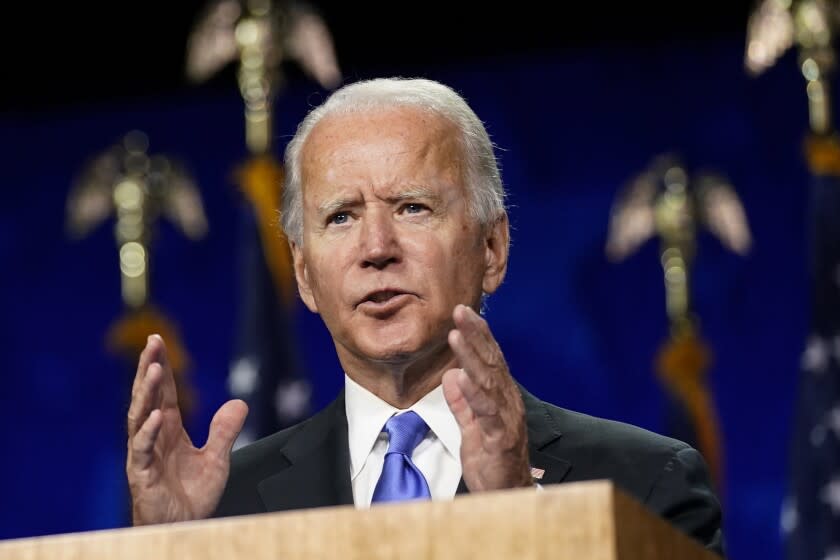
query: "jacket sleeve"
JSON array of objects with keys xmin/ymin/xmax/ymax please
[{"xmin": 644, "ymin": 444, "xmax": 725, "ymax": 557}]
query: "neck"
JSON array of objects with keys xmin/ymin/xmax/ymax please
[{"xmin": 338, "ymin": 341, "xmax": 457, "ymax": 408}]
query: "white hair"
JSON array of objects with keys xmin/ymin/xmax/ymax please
[{"xmin": 281, "ymin": 77, "xmax": 506, "ymax": 245}]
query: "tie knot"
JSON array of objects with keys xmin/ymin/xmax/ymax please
[{"xmin": 382, "ymin": 411, "xmax": 429, "ymax": 457}]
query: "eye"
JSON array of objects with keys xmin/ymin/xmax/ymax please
[
  {"xmin": 328, "ymin": 212, "xmax": 350, "ymax": 225},
  {"xmin": 402, "ymin": 203, "xmax": 428, "ymax": 215}
]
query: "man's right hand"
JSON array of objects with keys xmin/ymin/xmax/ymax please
[{"xmin": 126, "ymin": 334, "xmax": 248, "ymax": 525}]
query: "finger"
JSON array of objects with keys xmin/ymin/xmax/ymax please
[
  {"xmin": 151, "ymin": 337, "xmax": 180, "ymax": 410},
  {"xmin": 127, "ymin": 362, "xmax": 164, "ymax": 437},
  {"xmin": 449, "ymin": 336, "xmax": 505, "ymax": 432},
  {"xmin": 204, "ymin": 400, "xmax": 249, "ymax": 461},
  {"xmin": 129, "ymin": 409, "xmax": 164, "ymax": 472},
  {"xmin": 131, "ymin": 334, "xmax": 162, "ymax": 399},
  {"xmin": 460, "ymin": 376, "xmax": 506, "ymax": 437},
  {"xmin": 453, "ymin": 305, "xmax": 498, "ymax": 363},
  {"xmin": 448, "ymin": 327, "xmax": 497, "ymax": 395},
  {"xmin": 454, "ymin": 368, "xmax": 504, "ymax": 426},
  {"xmin": 442, "ymin": 368, "xmax": 475, "ymax": 431}
]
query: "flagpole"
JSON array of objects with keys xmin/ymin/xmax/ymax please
[
  {"xmin": 607, "ymin": 154, "xmax": 752, "ymax": 492},
  {"xmin": 185, "ymin": 0, "xmax": 341, "ymax": 445}
]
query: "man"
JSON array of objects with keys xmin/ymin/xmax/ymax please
[{"xmin": 126, "ymin": 77, "xmax": 724, "ymax": 555}]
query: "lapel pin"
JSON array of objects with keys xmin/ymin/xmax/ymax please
[{"xmin": 530, "ymin": 467, "xmax": 545, "ymax": 480}]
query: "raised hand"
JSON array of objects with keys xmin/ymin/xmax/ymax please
[
  {"xmin": 126, "ymin": 334, "xmax": 248, "ymax": 525},
  {"xmin": 442, "ymin": 305, "xmax": 533, "ymax": 492}
]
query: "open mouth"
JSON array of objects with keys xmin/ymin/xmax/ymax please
[
  {"xmin": 365, "ymin": 290, "xmax": 403, "ymax": 304},
  {"xmin": 356, "ymin": 290, "xmax": 415, "ymax": 314}
]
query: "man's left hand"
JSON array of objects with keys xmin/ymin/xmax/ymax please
[{"xmin": 442, "ymin": 304, "xmax": 533, "ymax": 492}]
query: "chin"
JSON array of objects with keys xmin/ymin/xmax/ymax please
[
  {"xmin": 356, "ymin": 335, "xmax": 424, "ymax": 364},
  {"xmin": 338, "ymin": 308, "xmax": 451, "ymax": 365},
  {"xmin": 350, "ymin": 320, "xmax": 430, "ymax": 364}
]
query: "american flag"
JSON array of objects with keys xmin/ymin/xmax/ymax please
[
  {"xmin": 783, "ymin": 149, "xmax": 840, "ymax": 559},
  {"xmin": 227, "ymin": 197, "xmax": 311, "ymax": 449}
]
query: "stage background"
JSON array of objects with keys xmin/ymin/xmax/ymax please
[{"xmin": 0, "ymin": 4, "xmax": 812, "ymax": 559}]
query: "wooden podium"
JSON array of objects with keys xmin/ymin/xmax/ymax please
[{"xmin": 0, "ymin": 480, "xmax": 719, "ymax": 559}]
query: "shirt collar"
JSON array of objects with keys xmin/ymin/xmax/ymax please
[{"xmin": 344, "ymin": 374, "xmax": 462, "ymax": 479}]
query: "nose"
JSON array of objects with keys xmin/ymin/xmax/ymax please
[{"xmin": 359, "ymin": 209, "xmax": 401, "ymax": 270}]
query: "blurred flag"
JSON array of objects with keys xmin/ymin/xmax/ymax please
[
  {"xmin": 185, "ymin": 0, "xmax": 341, "ymax": 446},
  {"xmin": 784, "ymin": 134, "xmax": 840, "ymax": 559},
  {"xmin": 654, "ymin": 325, "xmax": 721, "ymax": 488},
  {"xmin": 607, "ymin": 154, "xmax": 751, "ymax": 490},
  {"xmin": 743, "ymin": 2, "xmax": 840, "ymax": 555},
  {"xmin": 227, "ymin": 156, "xmax": 311, "ymax": 448}
]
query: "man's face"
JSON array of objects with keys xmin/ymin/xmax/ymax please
[{"xmin": 291, "ymin": 106, "xmax": 508, "ymax": 366}]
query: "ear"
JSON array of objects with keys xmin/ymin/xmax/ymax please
[
  {"xmin": 291, "ymin": 241, "xmax": 319, "ymax": 313},
  {"xmin": 481, "ymin": 212, "xmax": 510, "ymax": 295}
]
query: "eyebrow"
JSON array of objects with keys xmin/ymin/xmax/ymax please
[
  {"xmin": 317, "ymin": 196, "xmax": 360, "ymax": 217},
  {"xmin": 316, "ymin": 186, "xmax": 443, "ymax": 216},
  {"xmin": 389, "ymin": 186, "xmax": 441, "ymax": 203}
]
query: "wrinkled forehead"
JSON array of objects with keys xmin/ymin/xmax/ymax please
[
  {"xmin": 299, "ymin": 106, "xmax": 468, "ymax": 200},
  {"xmin": 301, "ymin": 106, "xmax": 465, "ymax": 171}
]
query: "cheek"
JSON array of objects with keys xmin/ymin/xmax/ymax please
[
  {"xmin": 306, "ymin": 251, "xmax": 349, "ymax": 304},
  {"xmin": 407, "ymin": 236, "xmax": 484, "ymax": 301}
]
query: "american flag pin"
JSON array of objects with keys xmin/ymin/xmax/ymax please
[{"xmin": 530, "ymin": 467, "xmax": 545, "ymax": 480}]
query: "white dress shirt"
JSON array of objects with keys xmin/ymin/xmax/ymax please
[{"xmin": 344, "ymin": 374, "xmax": 462, "ymax": 508}]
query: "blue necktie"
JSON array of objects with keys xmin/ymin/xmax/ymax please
[{"xmin": 371, "ymin": 411, "xmax": 432, "ymax": 503}]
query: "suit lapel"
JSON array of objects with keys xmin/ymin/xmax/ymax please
[
  {"xmin": 254, "ymin": 384, "xmax": 571, "ymax": 505},
  {"xmin": 257, "ymin": 392, "xmax": 354, "ymax": 512},
  {"xmin": 455, "ymin": 476, "xmax": 469, "ymax": 495},
  {"xmin": 455, "ymin": 385, "xmax": 571, "ymax": 495},
  {"xmin": 521, "ymin": 386, "xmax": 572, "ymax": 485}
]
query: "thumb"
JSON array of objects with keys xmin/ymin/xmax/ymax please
[{"xmin": 205, "ymin": 399, "xmax": 249, "ymax": 459}]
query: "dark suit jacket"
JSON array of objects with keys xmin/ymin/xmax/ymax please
[{"xmin": 216, "ymin": 386, "xmax": 724, "ymax": 556}]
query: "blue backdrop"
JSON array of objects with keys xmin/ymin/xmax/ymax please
[{"xmin": 0, "ymin": 39, "xmax": 812, "ymax": 559}]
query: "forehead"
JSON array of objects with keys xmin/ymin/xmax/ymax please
[
  {"xmin": 299, "ymin": 106, "xmax": 466, "ymax": 199},
  {"xmin": 305, "ymin": 105, "xmax": 460, "ymax": 154}
]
